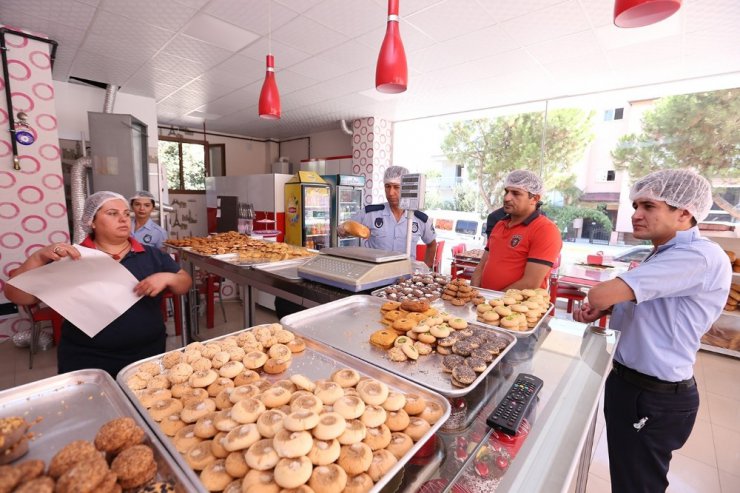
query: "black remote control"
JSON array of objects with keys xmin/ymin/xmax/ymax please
[{"xmin": 486, "ymin": 373, "xmax": 543, "ymax": 435}]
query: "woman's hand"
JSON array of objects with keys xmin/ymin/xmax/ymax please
[
  {"xmin": 573, "ymin": 302, "xmax": 608, "ymax": 324},
  {"xmin": 134, "ymin": 272, "xmax": 174, "ymax": 297},
  {"xmin": 38, "ymin": 243, "xmax": 81, "ymax": 263}
]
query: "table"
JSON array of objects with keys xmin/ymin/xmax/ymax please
[{"xmin": 556, "ymin": 263, "xmax": 627, "ymax": 290}]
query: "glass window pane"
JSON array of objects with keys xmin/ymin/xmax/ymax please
[
  {"xmin": 182, "ymin": 143, "xmax": 206, "ymax": 191},
  {"xmin": 158, "ymin": 141, "xmax": 181, "ymax": 190}
]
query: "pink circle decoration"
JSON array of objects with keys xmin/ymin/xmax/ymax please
[
  {"xmin": 0, "ymin": 171, "xmax": 17, "ymax": 188},
  {"xmin": 368, "ymin": 117, "xmax": 375, "ymax": 126},
  {"xmin": 0, "ymin": 202, "xmax": 20, "ymax": 219},
  {"xmin": 8, "ymin": 60, "xmax": 31, "ymax": 81},
  {"xmin": 12, "ymin": 318, "xmax": 32, "ymax": 334},
  {"xmin": 222, "ymin": 284, "xmax": 234, "ymax": 297},
  {"xmin": 368, "ymin": 132, "xmax": 374, "ymax": 142},
  {"xmin": 18, "ymin": 185, "xmax": 44, "ymax": 204},
  {"xmin": 353, "ymin": 150, "xmax": 360, "ymax": 158},
  {"xmin": 360, "ymin": 142, "xmax": 367, "ymax": 151},
  {"xmin": 36, "ymin": 114, "xmax": 57, "ymax": 131},
  {"xmin": 0, "ymin": 232, "xmax": 23, "ymax": 249},
  {"xmin": 3, "ymin": 262, "xmax": 22, "ymax": 277},
  {"xmin": 353, "ymin": 135, "xmax": 360, "ymax": 144},
  {"xmin": 353, "ymin": 165, "xmax": 360, "ymax": 174},
  {"xmin": 46, "ymin": 203, "xmax": 67, "ymax": 218},
  {"xmin": 19, "ymin": 155, "xmax": 41, "ymax": 175},
  {"xmin": 360, "ymin": 157, "xmax": 367, "ymax": 165},
  {"xmin": 368, "ymin": 149, "xmax": 374, "ymax": 158},
  {"xmin": 11, "ymin": 92, "xmax": 34, "ymax": 112},
  {"xmin": 360, "ymin": 126, "xmax": 367, "ymax": 135},
  {"xmin": 22, "ymin": 215, "xmax": 48, "ymax": 233},
  {"xmin": 25, "ymin": 244, "xmax": 46, "ymax": 256},
  {"xmin": 366, "ymin": 164, "xmax": 374, "ymax": 173},
  {"xmin": 48, "ymin": 230, "xmax": 70, "ymax": 244},
  {"xmin": 30, "ymin": 51, "xmax": 52, "ymax": 69},
  {"xmin": 0, "ymin": 140, "xmax": 11, "ymax": 157},
  {"xmin": 366, "ymin": 178, "xmax": 373, "ymax": 188},
  {"xmin": 6, "ymin": 35, "xmax": 29, "ymax": 48},
  {"xmin": 380, "ymin": 119, "xmax": 386, "ymax": 128},
  {"xmin": 42, "ymin": 173, "xmax": 64, "ymax": 189},
  {"xmin": 380, "ymin": 134, "xmax": 386, "ymax": 144},
  {"xmin": 354, "ymin": 120, "xmax": 361, "ymax": 129},
  {"xmin": 0, "ymin": 108, "xmax": 7, "ymax": 125},
  {"xmin": 40, "ymin": 144, "xmax": 61, "ymax": 160},
  {"xmin": 32, "ymin": 82, "xmax": 54, "ymax": 100},
  {"xmin": 365, "ymin": 194, "xmax": 372, "ymax": 204}
]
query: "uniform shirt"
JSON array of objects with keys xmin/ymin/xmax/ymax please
[
  {"xmin": 484, "ymin": 207, "xmax": 507, "ymax": 251},
  {"xmin": 351, "ymin": 203, "xmax": 436, "ymax": 259},
  {"xmin": 132, "ymin": 218, "xmax": 168, "ymax": 250},
  {"xmin": 611, "ymin": 227, "xmax": 730, "ymax": 382},
  {"xmin": 481, "ymin": 210, "xmax": 562, "ymax": 291},
  {"xmin": 57, "ymin": 235, "xmax": 181, "ymax": 376}
]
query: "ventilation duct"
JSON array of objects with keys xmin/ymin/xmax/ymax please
[{"xmin": 340, "ymin": 119, "xmax": 353, "ymax": 135}]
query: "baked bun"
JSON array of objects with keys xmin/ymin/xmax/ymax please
[
  {"xmin": 343, "ymin": 221, "xmax": 370, "ymax": 239},
  {"xmin": 725, "ymin": 250, "xmax": 736, "ymax": 263}
]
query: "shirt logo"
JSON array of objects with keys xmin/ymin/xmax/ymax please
[
  {"xmin": 374, "ymin": 218, "xmax": 383, "ymax": 228},
  {"xmin": 510, "ymin": 235, "xmax": 522, "ymax": 248},
  {"xmin": 144, "ymin": 234, "xmax": 153, "ymax": 244},
  {"xmin": 412, "ymin": 222, "xmax": 419, "ymax": 233}
]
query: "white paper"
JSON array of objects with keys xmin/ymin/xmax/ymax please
[{"xmin": 7, "ymin": 245, "xmax": 143, "ymax": 338}]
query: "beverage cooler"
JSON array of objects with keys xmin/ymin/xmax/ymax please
[
  {"xmin": 284, "ymin": 172, "xmax": 331, "ymax": 250},
  {"xmin": 322, "ymin": 174, "xmax": 366, "ymax": 247}
]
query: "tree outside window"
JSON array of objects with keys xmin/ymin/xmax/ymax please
[{"xmin": 158, "ymin": 137, "xmax": 206, "ymax": 191}]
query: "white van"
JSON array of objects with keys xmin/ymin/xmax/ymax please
[{"xmin": 426, "ymin": 210, "xmax": 487, "ymax": 274}]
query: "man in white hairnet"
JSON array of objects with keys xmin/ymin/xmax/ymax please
[
  {"xmin": 130, "ymin": 190, "xmax": 168, "ymax": 249},
  {"xmin": 337, "ymin": 166, "xmax": 437, "ymax": 268},
  {"xmin": 574, "ymin": 169, "xmax": 731, "ymax": 492},
  {"xmin": 472, "ymin": 169, "xmax": 562, "ymax": 290}
]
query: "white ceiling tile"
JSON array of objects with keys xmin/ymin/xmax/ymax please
[
  {"xmin": 183, "ymin": 14, "xmax": 260, "ymax": 52},
  {"xmin": 315, "ymin": 40, "xmax": 377, "ymax": 72},
  {"xmin": 199, "ymin": 66, "xmax": 263, "ymax": 90},
  {"xmin": 141, "ymin": 53, "xmax": 205, "ymax": 78},
  {"xmin": 304, "ymin": 0, "xmax": 386, "ymax": 37},
  {"xmin": 501, "ymin": 0, "xmax": 591, "ymax": 47},
  {"xmin": 526, "ymin": 29, "xmax": 602, "ymax": 65},
  {"xmin": 271, "ymin": 16, "xmax": 349, "ymax": 55},
  {"xmin": 355, "ymin": 21, "xmax": 437, "ymax": 54},
  {"xmin": 204, "ymin": 0, "xmax": 299, "ymax": 35},
  {"xmin": 578, "ymin": 0, "xmax": 615, "ymax": 28},
  {"xmin": 197, "ymin": 91, "xmax": 254, "ymax": 117},
  {"xmin": 477, "ymin": 0, "xmax": 569, "ymax": 23},
  {"xmin": 163, "ymin": 34, "xmax": 235, "ymax": 68},
  {"xmin": 288, "ymin": 56, "xmax": 346, "ymax": 81},
  {"xmin": 2, "ymin": 0, "xmax": 95, "ymax": 29},
  {"xmin": 405, "ymin": 0, "xmax": 497, "ymax": 42},
  {"xmin": 132, "ymin": 66, "xmax": 195, "ymax": 88},
  {"xmin": 271, "ymin": 70, "xmax": 319, "ymax": 94},
  {"xmin": 238, "ymin": 39, "xmax": 310, "ymax": 69},
  {"xmin": 275, "ymin": 0, "xmax": 331, "ymax": 14},
  {"xmin": 594, "ymin": 12, "xmax": 682, "ymax": 51},
  {"xmin": 173, "ymin": 0, "xmax": 210, "ymax": 9},
  {"xmin": 605, "ymin": 35, "xmax": 684, "ymax": 67},
  {"xmin": 684, "ymin": 0, "xmax": 740, "ymax": 34},
  {"xmin": 70, "ymin": 50, "xmax": 142, "ymax": 85},
  {"xmin": 213, "ymin": 54, "xmax": 264, "ymax": 78},
  {"xmin": 99, "ymin": 0, "xmax": 197, "ymax": 31}
]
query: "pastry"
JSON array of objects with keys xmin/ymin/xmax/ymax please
[
  {"xmin": 273, "ymin": 430, "xmax": 314, "ymax": 458},
  {"xmin": 274, "ymin": 456, "xmax": 313, "ymax": 489},
  {"xmin": 48, "ymin": 440, "xmax": 101, "ymax": 479},
  {"xmin": 245, "ymin": 438, "xmax": 280, "ymax": 471},
  {"xmin": 185, "ymin": 440, "xmax": 217, "ymax": 470},
  {"xmin": 338, "ymin": 442, "xmax": 373, "ymax": 475},
  {"xmin": 55, "ymin": 456, "xmax": 109, "ymax": 493},
  {"xmin": 308, "ymin": 464, "xmax": 347, "ymax": 493},
  {"xmin": 386, "ymin": 432, "xmax": 414, "ymax": 459},
  {"xmin": 312, "ymin": 413, "xmax": 347, "ymax": 441},
  {"xmin": 367, "ymin": 449, "xmax": 397, "ymax": 482},
  {"xmin": 307, "ymin": 438, "xmax": 341, "ymax": 466},
  {"xmin": 111, "ymin": 444, "xmax": 157, "ymax": 489},
  {"xmin": 200, "ymin": 460, "xmax": 233, "ymax": 492}
]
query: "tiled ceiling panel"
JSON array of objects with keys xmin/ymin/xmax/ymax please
[{"xmin": 3, "ymin": 0, "xmax": 739, "ymax": 139}]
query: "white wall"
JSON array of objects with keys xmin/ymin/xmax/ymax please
[{"xmin": 278, "ymin": 128, "xmax": 352, "ymax": 166}]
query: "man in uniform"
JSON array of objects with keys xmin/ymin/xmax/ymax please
[
  {"xmin": 574, "ymin": 169, "xmax": 730, "ymax": 492},
  {"xmin": 471, "ymin": 170, "xmax": 561, "ymax": 291},
  {"xmin": 130, "ymin": 190, "xmax": 168, "ymax": 250},
  {"xmin": 338, "ymin": 166, "xmax": 437, "ymax": 268}
]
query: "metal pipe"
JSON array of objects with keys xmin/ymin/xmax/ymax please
[
  {"xmin": 340, "ymin": 119, "xmax": 353, "ymax": 135},
  {"xmin": 102, "ymin": 84, "xmax": 118, "ymax": 113}
]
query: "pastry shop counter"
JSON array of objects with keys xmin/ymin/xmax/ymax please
[{"xmin": 397, "ymin": 319, "xmax": 619, "ymax": 493}]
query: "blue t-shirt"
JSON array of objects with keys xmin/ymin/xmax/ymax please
[{"xmin": 132, "ymin": 218, "xmax": 168, "ymax": 250}]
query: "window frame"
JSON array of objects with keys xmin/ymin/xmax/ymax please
[{"xmin": 159, "ymin": 136, "xmax": 210, "ymax": 194}]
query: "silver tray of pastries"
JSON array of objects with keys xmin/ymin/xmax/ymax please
[
  {"xmin": 118, "ymin": 323, "xmax": 450, "ymax": 493},
  {"xmin": 281, "ymin": 296, "xmax": 517, "ymax": 398},
  {"xmin": 371, "ymin": 273, "xmax": 451, "ymax": 303},
  {"xmin": 0, "ymin": 369, "xmax": 196, "ymax": 491}
]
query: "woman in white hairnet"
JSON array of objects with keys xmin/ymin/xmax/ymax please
[
  {"xmin": 130, "ymin": 190, "xmax": 168, "ymax": 249},
  {"xmin": 574, "ymin": 169, "xmax": 731, "ymax": 492},
  {"xmin": 4, "ymin": 191, "xmax": 192, "ymax": 377}
]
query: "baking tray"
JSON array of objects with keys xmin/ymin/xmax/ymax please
[
  {"xmin": 281, "ymin": 296, "xmax": 517, "ymax": 398},
  {"xmin": 0, "ymin": 369, "xmax": 196, "ymax": 491},
  {"xmin": 118, "ymin": 325, "xmax": 451, "ymax": 493},
  {"xmin": 252, "ymin": 257, "xmax": 311, "ymax": 281}
]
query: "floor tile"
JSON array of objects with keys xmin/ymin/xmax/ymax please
[
  {"xmin": 712, "ymin": 424, "xmax": 740, "ymax": 475},
  {"xmin": 667, "ymin": 452, "xmax": 721, "ymax": 493},
  {"xmin": 677, "ymin": 417, "xmax": 717, "ymax": 467},
  {"xmin": 589, "ymin": 423, "xmax": 611, "ymax": 481},
  {"xmin": 585, "ymin": 473, "xmax": 610, "ymax": 493},
  {"xmin": 706, "ymin": 392, "xmax": 740, "ymax": 432},
  {"xmin": 718, "ymin": 469, "xmax": 740, "ymax": 493}
]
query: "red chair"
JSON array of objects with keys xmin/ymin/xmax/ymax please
[
  {"xmin": 415, "ymin": 241, "xmax": 445, "ymax": 273},
  {"xmin": 161, "ymin": 273, "xmax": 225, "ymax": 333},
  {"xmin": 549, "ymin": 256, "xmax": 608, "ymax": 327}
]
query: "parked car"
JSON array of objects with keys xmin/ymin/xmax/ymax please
[{"xmin": 613, "ymin": 245, "xmax": 653, "ymax": 264}]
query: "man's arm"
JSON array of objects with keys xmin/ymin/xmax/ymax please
[
  {"xmin": 587, "ymin": 277, "xmax": 635, "ymax": 311},
  {"xmin": 471, "ymin": 250, "xmax": 489, "ymax": 287},
  {"xmin": 504, "ymin": 261, "xmax": 552, "ymax": 290},
  {"xmin": 423, "ymin": 239, "xmax": 437, "ymax": 268}
]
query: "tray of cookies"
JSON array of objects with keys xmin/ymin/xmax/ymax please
[
  {"xmin": 433, "ymin": 287, "xmax": 554, "ymax": 337},
  {"xmin": 281, "ymin": 296, "xmax": 517, "ymax": 398},
  {"xmin": 117, "ymin": 323, "xmax": 450, "ymax": 493},
  {"xmin": 0, "ymin": 369, "xmax": 196, "ymax": 492}
]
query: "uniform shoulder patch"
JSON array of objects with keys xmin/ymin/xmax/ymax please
[
  {"xmin": 413, "ymin": 210, "xmax": 429, "ymax": 222},
  {"xmin": 365, "ymin": 204, "xmax": 385, "ymax": 213}
]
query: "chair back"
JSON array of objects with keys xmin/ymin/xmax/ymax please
[
  {"xmin": 433, "ymin": 240, "xmax": 445, "ymax": 272},
  {"xmin": 451, "ymin": 243, "xmax": 466, "ymax": 257}
]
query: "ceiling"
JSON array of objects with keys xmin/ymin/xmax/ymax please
[{"xmin": 3, "ymin": 0, "xmax": 740, "ymax": 139}]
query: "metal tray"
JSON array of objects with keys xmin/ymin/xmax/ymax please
[
  {"xmin": 281, "ymin": 296, "xmax": 517, "ymax": 398},
  {"xmin": 118, "ymin": 325, "xmax": 451, "ymax": 493},
  {"xmin": 0, "ymin": 369, "xmax": 196, "ymax": 491},
  {"xmin": 252, "ymin": 257, "xmax": 311, "ymax": 281}
]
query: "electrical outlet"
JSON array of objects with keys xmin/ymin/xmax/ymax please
[{"xmin": 0, "ymin": 302, "xmax": 19, "ymax": 318}]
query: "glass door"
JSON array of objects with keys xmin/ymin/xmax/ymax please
[
  {"xmin": 338, "ymin": 186, "xmax": 362, "ymax": 247},
  {"xmin": 303, "ymin": 185, "xmax": 331, "ymax": 250}
]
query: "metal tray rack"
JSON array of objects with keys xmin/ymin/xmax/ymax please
[
  {"xmin": 281, "ymin": 296, "xmax": 517, "ymax": 398},
  {"xmin": 252, "ymin": 257, "xmax": 312, "ymax": 281},
  {"xmin": 0, "ymin": 369, "xmax": 196, "ymax": 491},
  {"xmin": 118, "ymin": 325, "xmax": 451, "ymax": 493}
]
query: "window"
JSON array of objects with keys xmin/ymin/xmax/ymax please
[
  {"xmin": 604, "ymin": 108, "xmax": 624, "ymax": 121},
  {"xmin": 606, "ymin": 170, "xmax": 616, "ymax": 181},
  {"xmin": 455, "ymin": 220, "xmax": 479, "ymax": 235},
  {"xmin": 159, "ymin": 137, "xmax": 206, "ymax": 191}
]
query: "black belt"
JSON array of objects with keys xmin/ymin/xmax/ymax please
[{"xmin": 612, "ymin": 360, "xmax": 696, "ymax": 394}]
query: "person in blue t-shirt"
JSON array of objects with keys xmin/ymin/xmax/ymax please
[{"xmin": 130, "ymin": 190, "xmax": 168, "ymax": 250}]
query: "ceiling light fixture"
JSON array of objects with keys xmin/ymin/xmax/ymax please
[
  {"xmin": 259, "ymin": 0, "xmax": 281, "ymax": 119},
  {"xmin": 375, "ymin": 0, "xmax": 407, "ymax": 93},
  {"xmin": 614, "ymin": 0, "xmax": 682, "ymax": 28}
]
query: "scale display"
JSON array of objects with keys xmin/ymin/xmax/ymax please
[{"xmin": 399, "ymin": 173, "xmax": 426, "ymax": 211}]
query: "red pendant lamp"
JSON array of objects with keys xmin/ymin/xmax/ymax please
[
  {"xmin": 376, "ymin": 0, "xmax": 407, "ymax": 93},
  {"xmin": 259, "ymin": 2, "xmax": 280, "ymax": 119},
  {"xmin": 614, "ymin": 0, "xmax": 682, "ymax": 28}
]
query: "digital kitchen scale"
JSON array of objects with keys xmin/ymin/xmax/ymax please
[{"xmin": 297, "ymin": 246, "xmax": 412, "ymax": 292}]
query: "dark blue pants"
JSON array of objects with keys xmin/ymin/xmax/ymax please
[{"xmin": 603, "ymin": 370, "xmax": 699, "ymax": 493}]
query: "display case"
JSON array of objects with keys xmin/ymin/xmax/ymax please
[
  {"xmin": 701, "ymin": 231, "xmax": 740, "ymax": 358},
  {"xmin": 285, "ymin": 171, "xmax": 331, "ymax": 250}
]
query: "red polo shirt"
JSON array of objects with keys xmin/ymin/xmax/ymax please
[{"xmin": 481, "ymin": 211, "xmax": 562, "ymax": 291}]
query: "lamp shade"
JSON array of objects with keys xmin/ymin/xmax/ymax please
[
  {"xmin": 614, "ymin": 0, "xmax": 682, "ymax": 28},
  {"xmin": 259, "ymin": 55, "xmax": 281, "ymax": 120},
  {"xmin": 376, "ymin": 0, "xmax": 407, "ymax": 93}
]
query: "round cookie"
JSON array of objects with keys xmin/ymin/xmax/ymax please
[
  {"xmin": 337, "ymin": 442, "xmax": 373, "ymax": 475},
  {"xmin": 307, "ymin": 438, "xmax": 341, "ymax": 466},
  {"xmin": 200, "ymin": 459, "xmax": 233, "ymax": 492},
  {"xmin": 274, "ymin": 456, "xmax": 313, "ymax": 489},
  {"xmin": 245, "ymin": 438, "xmax": 280, "ymax": 471},
  {"xmin": 309, "ymin": 464, "xmax": 347, "ymax": 493},
  {"xmin": 111, "ymin": 444, "xmax": 157, "ymax": 490}
]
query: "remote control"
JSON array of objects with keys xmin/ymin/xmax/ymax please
[{"xmin": 486, "ymin": 373, "xmax": 543, "ymax": 435}]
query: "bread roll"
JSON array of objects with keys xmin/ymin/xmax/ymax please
[
  {"xmin": 343, "ymin": 221, "xmax": 370, "ymax": 239},
  {"xmin": 729, "ymin": 289, "xmax": 740, "ymax": 302},
  {"xmin": 725, "ymin": 250, "xmax": 736, "ymax": 263}
]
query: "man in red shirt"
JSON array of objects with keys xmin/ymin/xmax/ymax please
[{"xmin": 471, "ymin": 170, "xmax": 562, "ymax": 291}]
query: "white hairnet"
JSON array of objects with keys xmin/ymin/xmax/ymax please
[
  {"xmin": 384, "ymin": 166, "xmax": 409, "ymax": 184},
  {"xmin": 629, "ymin": 169, "xmax": 713, "ymax": 222},
  {"xmin": 504, "ymin": 169, "xmax": 544, "ymax": 196},
  {"xmin": 130, "ymin": 190, "xmax": 155, "ymax": 204},
  {"xmin": 81, "ymin": 191, "xmax": 128, "ymax": 234}
]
